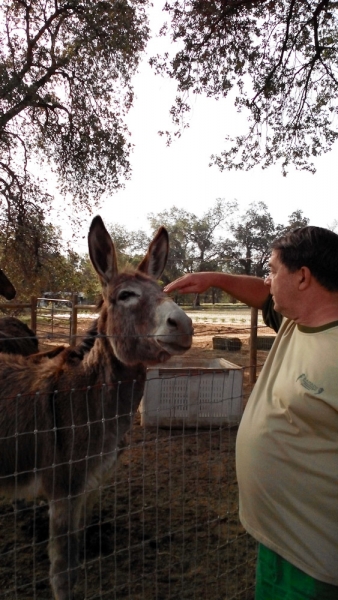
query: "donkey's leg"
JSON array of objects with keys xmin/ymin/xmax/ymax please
[
  {"xmin": 48, "ymin": 495, "xmax": 83, "ymax": 600},
  {"xmin": 80, "ymin": 440, "xmax": 127, "ymax": 528}
]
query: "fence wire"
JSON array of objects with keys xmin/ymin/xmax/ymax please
[
  {"xmin": 0, "ymin": 311, "xmax": 276, "ymax": 599},
  {"xmin": 0, "ymin": 380, "xmax": 257, "ymax": 599}
]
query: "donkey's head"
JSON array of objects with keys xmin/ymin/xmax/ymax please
[
  {"xmin": 88, "ymin": 216, "xmax": 193, "ymax": 366},
  {"xmin": 0, "ymin": 269, "xmax": 16, "ymax": 300}
]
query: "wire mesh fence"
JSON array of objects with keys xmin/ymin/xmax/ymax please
[
  {"xmin": 0, "ymin": 309, "xmax": 276, "ymax": 599},
  {"xmin": 0, "ymin": 384, "xmax": 256, "ymax": 600}
]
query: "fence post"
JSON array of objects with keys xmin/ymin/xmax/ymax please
[
  {"xmin": 31, "ymin": 296, "xmax": 37, "ymax": 333},
  {"xmin": 70, "ymin": 293, "xmax": 78, "ymax": 346},
  {"xmin": 249, "ymin": 307, "xmax": 258, "ymax": 384}
]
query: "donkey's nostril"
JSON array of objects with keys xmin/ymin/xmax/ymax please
[{"xmin": 167, "ymin": 317, "xmax": 177, "ymax": 328}]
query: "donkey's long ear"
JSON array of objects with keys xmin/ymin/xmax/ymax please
[
  {"xmin": 88, "ymin": 216, "xmax": 118, "ymax": 284},
  {"xmin": 138, "ymin": 226, "xmax": 169, "ymax": 279}
]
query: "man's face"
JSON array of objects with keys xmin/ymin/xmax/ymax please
[{"xmin": 265, "ymin": 250, "xmax": 301, "ymax": 318}]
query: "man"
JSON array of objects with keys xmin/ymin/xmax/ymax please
[{"xmin": 164, "ymin": 226, "xmax": 338, "ymax": 600}]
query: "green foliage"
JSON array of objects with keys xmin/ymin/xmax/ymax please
[
  {"xmin": 228, "ymin": 203, "xmax": 309, "ymax": 276},
  {"xmin": 276, "ymin": 209, "xmax": 310, "ymax": 235},
  {"xmin": 228, "ymin": 201, "xmax": 278, "ymax": 276},
  {"xmin": 0, "ymin": 210, "xmax": 65, "ymax": 300},
  {"xmin": 148, "ymin": 199, "xmax": 237, "ymax": 284},
  {"xmin": 0, "ymin": 0, "xmax": 149, "ymax": 230},
  {"xmin": 107, "ymin": 223, "xmax": 151, "ymax": 270},
  {"xmin": 0, "ymin": 201, "xmax": 309, "ymax": 305},
  {"xmin": 66, "ymin": 254, "xmax": 101, "ymax": 302},
  {"xmin": 147, "ymin": 200, "xmax": 309, "ymax": 283},
  {"xmin": 152, "ymin": 0, "xmax": 338, "ymax": 173},
  {"xmin": 0, "ymin": 212, "xmax": 99, "ymax": 302}
]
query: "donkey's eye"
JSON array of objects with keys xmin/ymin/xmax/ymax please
[{"xmin": 118, "ymin": 290, "xmax": 136, "ymax": 301}]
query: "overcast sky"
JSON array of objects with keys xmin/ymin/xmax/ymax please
[{"xmin": 70, "ymin": 4, "xmax": 337, "ymax": 252}]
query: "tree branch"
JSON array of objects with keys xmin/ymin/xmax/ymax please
[
  {"xmin": 251, "ymin": 0, "xmax": 297, "ymax": 104},
  {"xmin": 0, "ymin": 3, "xmax": 75, "ymax": 101}
]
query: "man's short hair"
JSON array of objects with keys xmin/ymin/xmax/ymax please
[{"xmin": 272, "ymin": 226, "xmax": 338, "ymax": 292}]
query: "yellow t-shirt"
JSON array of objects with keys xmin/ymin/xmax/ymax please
[{"xmin": 236, "ymin": 317, "xmax": 338, "ymax": 585}]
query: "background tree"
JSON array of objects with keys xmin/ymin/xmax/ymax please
[
  {"xmin": 148, "ymin": 206, "xmax": 194, "ymax": 283},
  {"xmin": 107, "ymin": 223, "xmax": 152, "ymax": 269},
  {"xmin": 0, "ymin": 199, "xmax": 309, "ymax": 307},
  {"xmin": 228, "ymin": 203, "xmax": 310, "ymax": 276},
  {"xmin": 0, "ymin": 0, "xmax": 149, "ymax": 233},
  {"xmin": 152, "ymin": 0, "xmax": 338, "ymax": 174},
  {"xmin": 2, "ymin": 208, "xmax": 52, "ymax": 283},
  {"xmin": 275, "ymin": 209, "xmax": 310, "ymax": 237},
  {"xmin": 148, "ymin": 199, "xmax": 237, "ymax": 304},
  {"xmin": 0, "ymin": 212, "xmax": 71, "ymax": 300},
  {"xmin": 228, "ymin": 201, "xmax": 278, "ymax": 276},
  {"xmin": 149, "ymin": 199, "xmax": 237, "ymax": 292},
  {"xmin": 0, "ymin": 209, "xmax": 106, "ymax": 303},
  {"xmin": 70, "ymin": 255, "xmax": 101, "ymax": 302}
]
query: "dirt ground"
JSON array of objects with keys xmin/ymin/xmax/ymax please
[{"xmin": 0, "ymin": 321, "xmax": 273, "ymax": 599}]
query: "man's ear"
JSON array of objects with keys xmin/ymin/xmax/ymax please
[{"xmin": 298, "ymin": 266, "xmax": 312, "ymax": 290}]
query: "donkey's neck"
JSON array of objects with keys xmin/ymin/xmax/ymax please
[{"xmin": 84, "ymin": 327, "xmax": 147, "ymax": 386}]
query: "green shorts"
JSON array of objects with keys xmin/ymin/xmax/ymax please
[{"xmin": 255, "ymin": 543, "xmax": 338, "ymax": 600}]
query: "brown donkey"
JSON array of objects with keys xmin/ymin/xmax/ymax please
[
  {"xmin": 0, "ymin": 267, "xmax": 16, "ymax": 299},
  {"xmin": 0, "ymin": 216, "xmax": 193, "ymax": 600},
  {"xmin": 0, "ymin": 268, "xmax": 38, "ymax": 355},
  {"xmin": 0, "ymin": 270, "xmax": 39, "ymax": 356},
  {"xmin": 0, "ymin": 316, "xmax": 39, "ymax": 355}
]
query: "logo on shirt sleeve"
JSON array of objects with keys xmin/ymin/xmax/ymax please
[{"xmin": 296, "ymin": 374, "xmax": 324, "ymax": 395}]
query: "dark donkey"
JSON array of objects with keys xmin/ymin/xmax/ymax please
[
  {"xmin": 0, "ymin": 269, "xmax": 39, "ymax": 355},
  {"xmin": 0, "ymin": 216, "xmax": 193, "ymax": 600},
  {"xmin": 0, "ymin": 316, "xmax": 39, "ymax": 355},
  {"xmin": 0, "ymin": 267, "xmax": 16, "ymax": 300}
]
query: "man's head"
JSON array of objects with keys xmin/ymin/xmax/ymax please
[
  {"xmin": 271, "ymin": 226, "xmax": 338, "ymax": 292},
  {"xmin": 265, "ymin": 226, "xmax": 338, "ymax": 322}
]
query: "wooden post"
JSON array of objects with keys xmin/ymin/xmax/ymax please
[
  {"xmin": 31, "ymin": 296, "xmax": 37, "ymax": 333},
  {"xmin": 249, "ymin": 307, "xmax": 258, "ymax": 385},
  {"xmin": 70, "ymin": 293, "xmax": 78, "ymax": 346}
]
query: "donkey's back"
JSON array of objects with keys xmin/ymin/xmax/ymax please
[{"xmin": 0, "ymin": 316, "xmax": 39, "ymax": 356}]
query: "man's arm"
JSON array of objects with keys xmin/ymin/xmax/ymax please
[{"xmin": 164, "ymin": 272, "xmax": 269, "ymax": 310}]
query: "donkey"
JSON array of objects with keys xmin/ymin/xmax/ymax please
[
  {"xmin": 0, "ymin": 316, "xmax": 39, "ymax": 355},
  {"xmin": 0, "ymin": 268, "xmax": 16, "ymax": 300},
  {"xmin": 0, "ymin": 269, "xmax": 38, "ymax": 356},
  {"xmin": 0, "ymin": 215, "xmax": 193, "ymax": 600}
]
